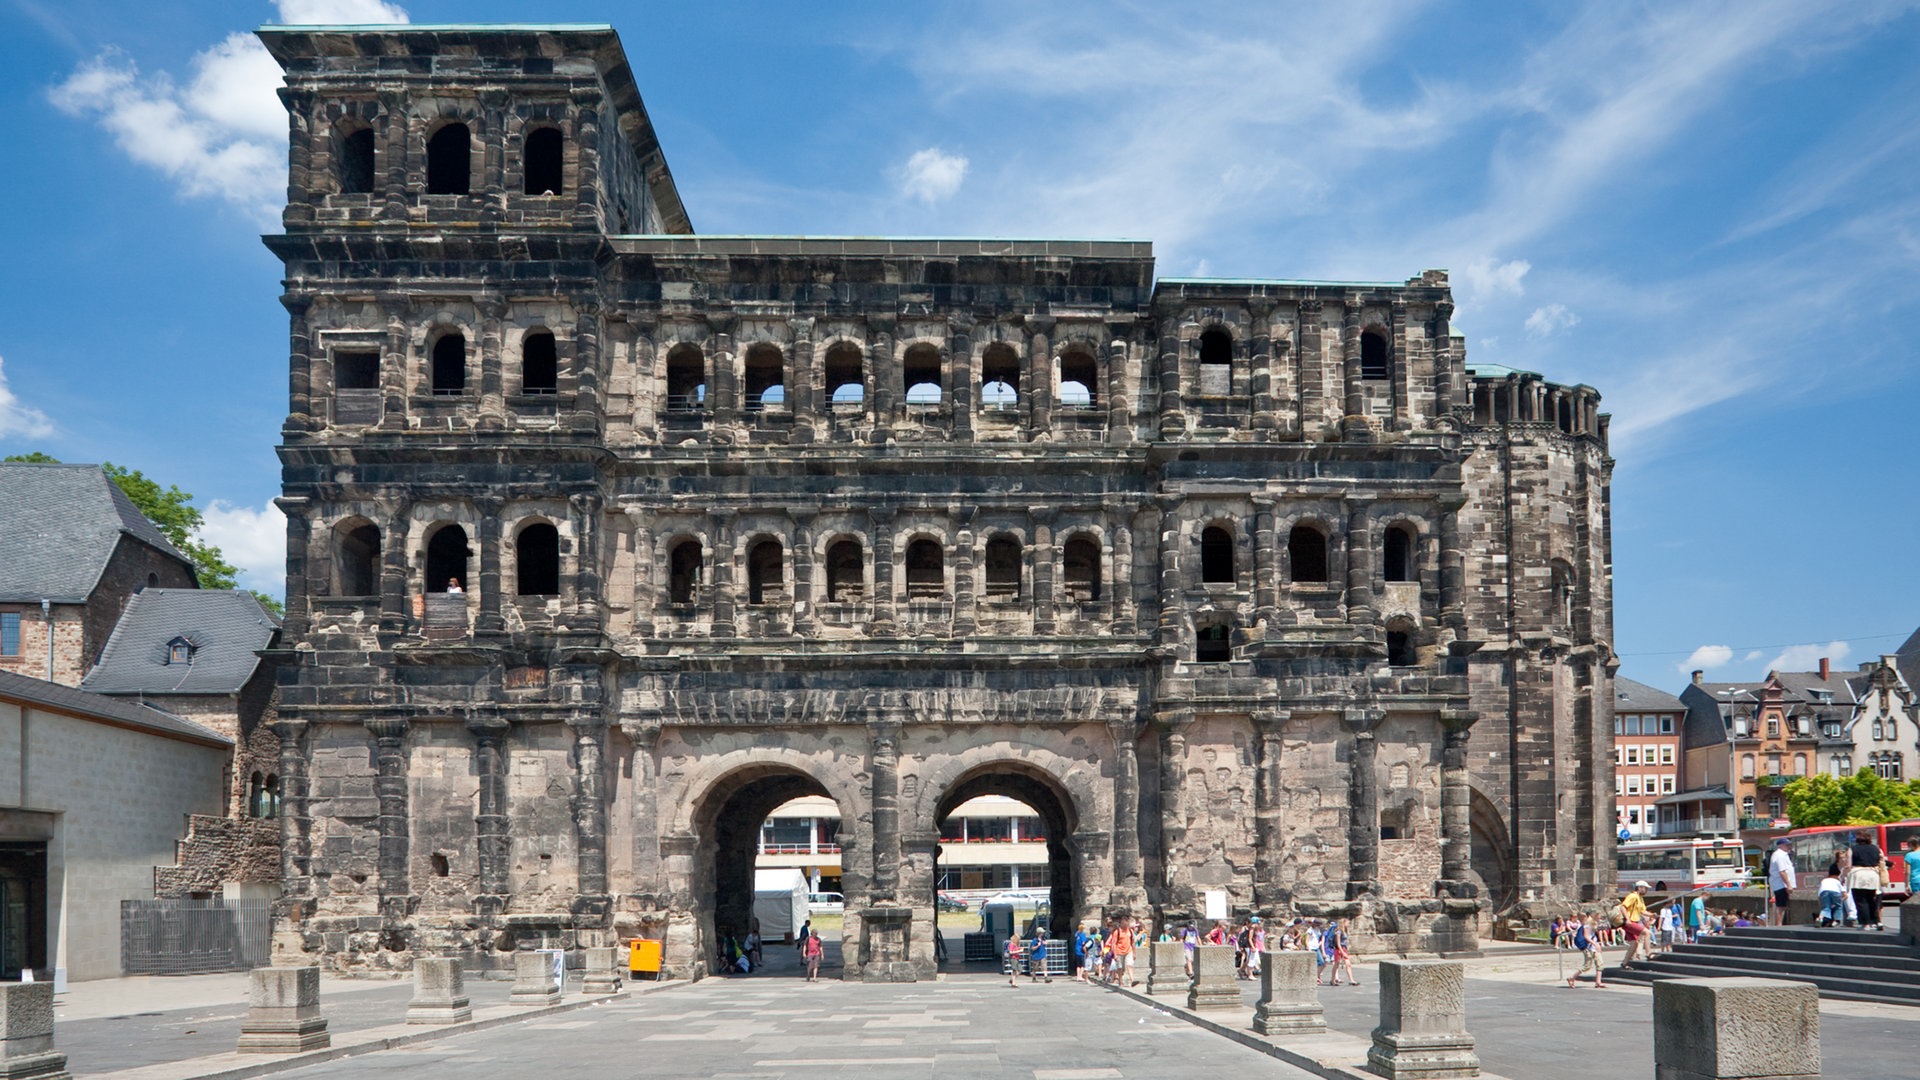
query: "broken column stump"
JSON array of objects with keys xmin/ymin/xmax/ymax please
[
  {"xmin": 1253, "ymin": 948, "xmax": 1326, "ymax": 1035},
  {"xmin": 407, "ymin": 957, "xmax": 473, "ymax": 1024},
  {"xmin": 1366, "ymin": 959, "xmax": 1478, "ymax": 1079},
  {"xmin": 1146, "ymin": 940, "xmax": 1186, "ymax": 995},
  {"xmin": 581, "ymin": 946, "xmax": 625, "ymax": 996},
  {"xmin": 510, "ymin": 950, "xmax": 562, "ymax": 1006},
  {"xmin": 1186, "ymin": 944, "xmax": 1239, "ymax": 1011},
  {"xmin": 1652, "ymin": 978, "xmax": 1819, "ymax": 1080},
  {"xmin": 0, "ymin": 982, "xmax": 69, "ymax": 1080},
  {"xmin": 236, "ymin": 967, "xmax": 330, "ymax": 1054}
]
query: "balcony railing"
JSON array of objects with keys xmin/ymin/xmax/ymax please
[{"xmin": 1654, "ymin": 816, "xmax": 1736, "ymax": 837}]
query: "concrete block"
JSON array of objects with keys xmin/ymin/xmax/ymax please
[
  {"xmin": 237, "ymin": 967, "xmax": 330, "ymax": 1054},
  {"xmin": 1146, "ymin": 941, "xmax": 1186, "ymax": 995},
  {"xmin": 1187, "ymin": 945, "xmax": 1239, "ymax": 1011},
  {"xmin": 1254, "ymin": 949, "xmax": 1326, "ymax": 1035},
  {"xmin": 581, "ymin": 946, "xmax": 625, "ymax": 995},
  {"xmin": 510, "ymin": 950, "xmax": 562, "ymax": 1006},
  {"xmin": 1366, "ymin": 959, "xmax": 1478, "ymax": 1079},
  {"xmin": 1652, "ymin": 977, "xmax": 1819, "ymax": 1080},
  {"xmin": 407, "ymin": 957, "xmax": 472, "ymax": 1024},
  {"xmin": 0, "ymin": 983, "xmax": 69, "ymax": 1080}
]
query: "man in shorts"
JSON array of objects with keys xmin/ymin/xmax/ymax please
[
  {"xmin": 1767, "ymin": 837, "xmax": 1798, "ymax": 925},
  {"xmin": 1619, "ymin": 880, "xmax": 1651, "ymax": 967}
]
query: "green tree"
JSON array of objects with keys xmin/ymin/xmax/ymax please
[
  {"xmin": 4, "ymin": 452, "xmax": 283, "ymax": 616},
  {"xmin": 1783, "ymin": 769, "xmax": 1920, "ymax": 827}
]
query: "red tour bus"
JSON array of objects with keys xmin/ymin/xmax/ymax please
[{"xmin": 1783, "ymin": 820, "xmax": 1920, "ymax": 900}]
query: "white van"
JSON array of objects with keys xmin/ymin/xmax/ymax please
[{"xmin": 807, "ymin": 892, "xmax": 845, "ymax": 914}]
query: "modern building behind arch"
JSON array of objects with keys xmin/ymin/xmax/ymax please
[{"xmin": 261, "ymin": 23, "xmax": 1616, "ymax": 978}]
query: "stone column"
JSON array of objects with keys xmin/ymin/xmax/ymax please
[
  {"xmin": 283, "ymin": 91, "xmax": 315, "ymax": 223},
  {"xmin": 620, "ymin": 718, "xmax": 664, "ymax": 898},
  {"xmin": 1343, "ymin": 708, "xmax": 1381, "ymax": 900},
  {"xmin": 367, "ymin": 719, "xmax": 410, "ymax": 916},
  {"xmin": 951, "ymin": 506, "xmax": 977, "ymax": 635},
  {"xmin": 571, "ymin": 717, "xmax": 609, "ymax": 907},
  {"xmin": 1432, "ymin": 300, "xmax": 1456, "ymax": 423},
  {"xmin": 378, "ymin": 501, "xmax": 411, "ymax": 633},
  {"xmin": 1031, "ymin": 507, "xmax": 1057, "ymax": 635},
  {"xmin": 709, "ymin": 510, "xmax": 737, "ymax": 637},
  {"xmin": 468, "ymin": 714, "xmax": 511, "ymax": 910},
  {"xmin": 1439, "ymin": 713, "xmax": 1477, "ymax": 885},
  {"xmin": 1145, "ymin": 940, "xmax": 1185, "ymax": 995},
  {"xmin": 237, "ymin": 967, "xmax": 330, "ymax": 1053},
  {"xmin": 407, "ymin": 958, "xmax": 472, "ymax": 1024},
  {"xmin": 1108, "ymin": 717, "xmax": 1142, "ymax": 893},
  {"xmin": 1253, "ymin": 495, "xmax": 1279, "ymax": 629},
  {"xmin": 378, "ymin": 299, "xmax": 408, "ymax": 430},
  {"xmin": 570, "ymin": 299, "xmax": 603, "ymax": 436},
  {"xmin": 1341, "ymin": 300, "xmax": 1364, "ymax": 429},
  {"xmin": 1156, "ymin": 316, "xmax": 1185, "ymax": 438},
  {"xmin": 1158, "ymin": 709, "xmax": 1194, "ymax": 898},
  {"xmin": 870, "ymin": 511, "xmax": 897, "ymax": 635},
  {"xmin": 949, "ymin": 320, "xmax": 974, "ymax": 442},
  {"xmin": 1187, "ymin": 945, "xmax": 1239, "ymax": 1010},
  {"xmin": 1155, "ymin": 496, "xmax": 1184, "ymax": 644},
  {"xmin": 708, "ymin": 322, "xmax": 736, "ymax": 432},
  {"xmin": 378, "ymin": 93, "xmax": 409, "ymax": 220},
  {"xmin": 478, "ymin": 297, "xmax": 507, "ymax": 427},
  {"xmin": 624, "ymin": 509, "xmax": 656, "ymax": 636},
  {"xmin": 1389, "ymin": 299, "xmax": 1410, "ymax": 431},
  {"xmin": 869, "ymin": 322, "xmax": 897, "ymax": 442},
  {"xmin": 1438, "ymin": 507, "xmax": 1466, "ymax": 641},
  {"xmin": 789, "ymin": 320, "xmax": 818, "ymax": 442},
  {"xmin": 1250, "ymin": 303, "xmax": 1277, "ymax": 429},
  {"xmin": 278, "ymin": 498, "xmax": 312, "ymax": 642},
  {"xmin": 474, "ymin": 496, "xmax": 505, "ymax": 634},
  {"xmin": 570, "ymin": 89, "xmax": 601, "ymax": 229},
  {"xmin": 791, "ymin": 511, "xmax": 817, "ymax": 636},
  {"xmin": 479, "ymin": 91, "xmax": 507, "ymax": 215},
  {"xmin": 283, "ymin": 294, "xmax": 316, "ymax": 432},
  {"xmin": 270, "ymin": 718, "xmax": 313, "ymax": 898},
  {"xmin": 1027, "ymin": 317, "xmax": 1054, "ymax": 437},
  {"xmin": 568, "ymin": 492, "xmax": 604, "ymax": 631},
  {"xmin": 868, "ymin": 721, "xmax": 902, "ymax": 900},
  {"xmin": 1654, "ymin": 979, "xmax": 1822, "ymax": 1080},
  {"xmin": 0, "ymin": 982, "xmax": 68, "ymax": 1078},
  {"xmin": 1366, "ymin": 960, "xmax": 1479, "ymax": 1079},
  {"xmin": 1105, "ymin": 334, "xmax": 1130, "ymax": 440},
  {"xmin": 1253, "ymin": 949, "xmax": 1326, "ymax": 1035},
  {"xmin": 1110, "ymin": 512, "xmax": 1135, "ymax": 635},
  {"xmin": 1253, "ymin": 710, "xmax": 1289, "ymax": 910},
  {"xmin": 1345, "ymin": 507, "xmax": 1375, "ymax": 625},
  {"xmin": 510, "ymin": 951, "xmax": 562, "ymax": 1005}
]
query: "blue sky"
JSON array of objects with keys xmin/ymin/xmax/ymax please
[{"xmin": 1, "ymin": 0, "xmax": 1916, "ymax": 694}]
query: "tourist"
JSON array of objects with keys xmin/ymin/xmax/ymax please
[
  {"xmin": 1766, "ymin": 838, "xmax": 1797, "ymax": 926},
  {"xmin": 1816, "ymin": 868, "xmax": 1846, "ymax": 927},
  {"xmin": 802, "ymin": 929, "xmax": 823, "ymax": 981},
  {"xmin": 445, "ymin": 577, "xmax": 463, "ymax": 593},
  {"xmin": 1904, "ymin": 838, "xmax": 1920, "ymax": 898},
  {"xmin": 1073, "ymin": 923, "xmax": 1093, "ymax": 981},
  {"xmin": 1307, "ymin": 921, "xmax": 1327, "ymax": 984},
  {"xmin": 1028, "ymin": 927, "xmax": 1052, "ymax": 983},
  {"xmin": 1833, "ymin": 845, "xmax": 1859, "ymax": 925},
  {"xmin": 1329, "ymin": 918, "xmax": 1357, "ymax": 986},
  {"xmin": 1005, "ymin": 934, "xmax": 1022, "ymax": 986},
  {"xmin": 1182, "ymin": 922, "xmax": 1197, "ymax": 977},
  {"xmin": 1247, "ymin": 917, "xmax": 1264, "ymax": 980},
  {"xmin": 1687, "ymin": 892, "xmax": 1706, "ymax": 943},
  {"xmin": 745, "ymin": 924, "xmax": 763, "ymax": 969},
  {"xmin": 1848, "ymin": 830, "xmax": 1887, "ymax": 930},
  {"xmin": 1566, "ymin": 914, "xmax": 1605, "ymax": 989},
  {"xmin": 1618, "ymin": 880, "xmax": 1651, "ymax": 966},
  {"xmin": 1112, "ymin": 917, "xmax": 1137, "ymax": 986}
]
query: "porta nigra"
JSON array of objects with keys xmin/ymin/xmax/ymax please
[{"xmin": 260, "ymin": 24, "xmax": 1615, "ymax": 979}]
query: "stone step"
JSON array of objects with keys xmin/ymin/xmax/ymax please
[
  {"xmin": 1631, "ymin": 949, "xmax": 1920, "ymax": 989},
  {"xmin": 1676, "ymin": 940, "xmax": 1920, "ymax": 973},
  {"xmin": 1605, "ymin": 958, "xmax": 1920, "ymax": 1005}
]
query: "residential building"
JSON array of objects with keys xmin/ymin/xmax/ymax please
[
  {"xmin": 1673, "ymin": 672, "xmax": 1738, "ymax": 836},
  {"xmin": 757, "ymin": 794, "xmax": 1051, "ymax": 897},
  {"xmin": 0, "ymin": 463, "xmax": 199, "ymax": 687},
  {"xmin": 1842, "ymin": 655, "xmax": 1914, "ymax": 781},
  {"xmin": 1686, "ymin": 659, "xmax": 1868, "ymax": 829},
  {"xmin": 1612, "ymin": 678, "xmax": 1685, "ymax": 838}
]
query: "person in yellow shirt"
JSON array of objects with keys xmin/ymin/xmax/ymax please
[{"xmin": 1620, "ymin": 880, "xmax": 1651, "ymax": 966}]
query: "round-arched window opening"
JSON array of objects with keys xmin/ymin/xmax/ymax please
[
  {"xmin": 426, "ymin": 122, "xmax": 472, "ymax": 195},
  {"xmin": 1288, "ymin": 525, "xmax": 1328, "ymax": 583},
  {"xmin": 426, "ymin": 524, "xmax": 471, "ymax": 593},
  {"xmin": 668, "ymin": 540, "xmax": 702, "ymax": 604},
  {"xmin": 523, "ymin": 127, "xmax": 563, "ymax": 195},
  {"xmin": 515, "ymin": 522, "xmax": 560, "ymax": 596},
  {"xmin": 431, "ymin": 332, "xmax": 466, "ymax": 395},
  {"xmin": 339, "ymin": 126, "xmax": 375, "ymax": 194},
  {"xmin": 905, "ymin": 538, "xmax": 944, "ymax": 599},
  {"xmin": 1200, "ymin": 525, "xmax": 1235, "ymax": 584},
  {"xmin": 1383, "ymin": 524, "xmax": 1417, "ymax": 583}
]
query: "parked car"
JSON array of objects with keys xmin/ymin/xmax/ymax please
[
  {"xmin": 983, "ymin": 889, "xmax": 1050, "ymax": 907},
  {"xmin": 807, "ymin": 892, "xmax": 845, "ymax": 914},
  {"xmin": 935, "ymin": 891, "xmax": 969, "ymax": 912}
]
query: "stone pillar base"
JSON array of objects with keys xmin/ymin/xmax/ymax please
[
  {"xmin": 1253, "ymin": 950, "xmax": 1325, "ymax": 1035},
  {"xmin": 581, "ymin": 947, "xmax": 626, "ymax": 995},
  {"xmin": 406, "ymin": 1000, "xmax": 473, "ymax": 1025},
  {"xmin": 1254, "ymin": 1002, "xmax": 1327, "ymax": 1036},
  {"xmin": 0, "ymin": 1050, "xmax": 69, "ymax": 1080},
  {"xmin": 237, "ymin": 968, "xmax": 330, "ymax": 1054},
  {"xmin": 0, "ymin": 983, "xmax": 69, "ymax": 1080},
  {"xmin": 408, "ymin": 957, "xmax": 472, "ymax": 1024},
  {"xmin": 1366, "ymin": 1031, "xmax": 1481, "ymax": 1079},
  {"xmin": 1652, "ymin": 977, "xmax": 1819, "ymax": 1080},
  {"xmin": 509, "ymin": 951, "xmax": 562, "ymax": 1006},
  {"xmin": 1145, "ymin": 941, "xmax": 1186, "ymax": 995},
  {"xmin": 1186, "ymin": 945, "xmax": 1238, "ymax": 1011}
]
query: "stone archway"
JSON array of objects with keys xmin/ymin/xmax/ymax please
[{"xmin": 1468, "ymin": 787, "xmax": 1517, "ymax": 912}]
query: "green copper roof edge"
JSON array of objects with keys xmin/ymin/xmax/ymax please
[
  {"xmin": 610, "ymin": 234, "xmax": 1153, "ymax": 244},
  {"xmin": 1159, "ymin": 277, "xmax": 1411, "ymax": 288},
  {"xmin": 258, "ymin": 23, "xmax": 616, "ymax": 32}
]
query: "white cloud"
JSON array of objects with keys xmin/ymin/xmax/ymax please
[
  {"xmin": 1524, "ymin": 303, "xmax": 1579, "ymax": 338},
  {"xmin": 0, "ymin": 357, "xmax": 54, "ymax": 440},
  {"xmin": 1456, "ymin": 257, "xmax": 1531, "ymax": 302},
  {"xmin": 899, "ymin": 148, "xmax": 968, "ymax": 204},
  {"xmin": 1766, "ymin": 641, "xmax": 1850, "ymax": 675},
  {"xmin": 1680, "ymin": 644, "xmax": 1734, "ymax": 674},
  {"xmin": 48, "ymin": 2, "xmax": 409, "ymax": 224},
  {"xmin": 199, "ymin": 500, "xmax": 287, "ymax": 597}
]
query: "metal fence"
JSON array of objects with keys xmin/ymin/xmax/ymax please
[{"xmin": 121, "ymin": 898, "xmax": 271, "ymax": 975}]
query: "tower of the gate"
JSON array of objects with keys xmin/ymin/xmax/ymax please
[{"xmin": 263, "ymin": 24, "xmax": 1614, "ymax": 978}]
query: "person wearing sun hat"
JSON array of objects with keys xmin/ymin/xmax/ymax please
[
  {"xmin": 1618, "ymin": 879, "xmax": 1651, "ymax": 966},
  {"xmin": 1766, "ymin": 837, "xmax": 1798, "ymax": 926}
]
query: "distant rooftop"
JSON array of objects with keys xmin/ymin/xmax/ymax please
[
  {"xmin": 82, "ymin": 589, "xmax": 280, "ymax": 696},
  {"xmin": 0, "ymin": 463, "xmax": 193, "ymax": 603}
]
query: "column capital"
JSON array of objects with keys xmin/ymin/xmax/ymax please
[
  {"xmin": 365, "ymin": 717, "xmax": 409, "ymax": 741},
  {"xmin": 1155, "ymin": 707, "xmax": 1196, "ymax": 731},
  {"xmin": 465, "ymin": 712, "xmax": 509, "ymax": 738},
  {"xmin": 1440, "ymin": 710, "xmax": 1480, "ymax": 736},
  {"xmin": 1254, "ymin": 709, "xmax": 1292, "ymax": 735},
  {"xmin": 1340, "ymin": 708, "xmax": 1382, "ymax": 735}
]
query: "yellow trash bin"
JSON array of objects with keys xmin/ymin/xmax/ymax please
[{"xmin": 629, "ymin": 938, "xmax": 663, "ymax": 979}]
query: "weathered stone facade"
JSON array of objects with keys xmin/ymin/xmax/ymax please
[{"xmin": 261, "ymin": 25, "xmax": 1615, "ymax": 978}]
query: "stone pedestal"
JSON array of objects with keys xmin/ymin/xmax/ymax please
[
  {"xmin": 1652, "ymin": 978, "xmax": 1819, "ymax": 1080},
  {"xmin": 1366, "ymin": 960, "xmax": 1478, "ymax": 1079},
  {"xmin": 509, "ymin": 950, "xmax": 562, "ymax": 1006},
  {"xmin": 1146, "ymin": 941, "xmax": 1186, "ymax": 995},
  {"xmin": 0, "ymin": 983, "xmax": 69, "ymax": 1080},
  {"xmin": 1186, "ymin": 945, "xmax": 1239, "ymax": 1011},
  {"xmin": 857, "ymin": 907, "xmax": 918, "ymax": 983},
  {"xmin": 237, "ymin": 967, "xmax": 330, "ymax": 1054},
  {"xmin": 581, "ymin": 946, "xmax": 625, "ymax": 995},
  {"xmin": 1900, "ymin": 896, "xmax": 1920, "ymax": 949},
  {"xmin": 1253, "ymin": 949, "xmax": 1326, "ymax": 1035},
  {"xmin": 407, "ymin": 958, "xmax": 472, "ymax": 1024}
]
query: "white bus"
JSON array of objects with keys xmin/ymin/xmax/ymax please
[{"xmin": 1614, "ymin": 838, "xmax": 1752, "ymax": 892}]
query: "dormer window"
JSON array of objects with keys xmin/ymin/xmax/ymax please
[{"xmin": 166, "ymin": 636, "xmax": 194, "ymax": 664}]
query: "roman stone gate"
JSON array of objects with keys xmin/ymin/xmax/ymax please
[{"xmin": 259, "ymin": 24, "xmax": 1617, "ymax": 980}]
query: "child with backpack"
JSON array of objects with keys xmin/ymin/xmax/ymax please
[{"xmin": 1565, "ymin": 913, "xmax": 1606, "ymax": 988}]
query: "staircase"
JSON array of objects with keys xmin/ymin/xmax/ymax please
[{"xmin": 1605, "ymin": 926, "xmax": 1920, "ymax": 1005}]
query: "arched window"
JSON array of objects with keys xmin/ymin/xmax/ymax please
[
  {"xmin": 426, "ymin": 122, "xmax": 472, "ymax": 195},
  {"xmin": 825, "ymin": 539, "xmax": 863, "ymax": 602},
  {"xmin": 1872, "ymin": 720, "xmax": 1884, "ymax": 740},
  {"xmin": 515, "ymin": 522, "xmax": 560, "ymax": 596},
  {"xmin": 1062, "ymin": 533, "xmax": 1101, "ymax": 601},
  {"xmin": 1287, "ymin": 524, "xmax": 1328, "ymax": 583},
  {"xmin": 1386, "ymin": 623, "xmax": 1416, "ymax": 666},
  {"xmin": 743, "ymin": 344, "xmax": 785, "ymax": 412},
  {"xmin": 1550, "ymin": 560, "xmax": 1574, "ymax": 628},
  {"xmin": 747, "ymin": 539, "xmax": 784, "ymax": 604},
  {"xmin": 1058, "ymin": 349, "xmax": 1098, "ymax": 410},
  {"xmin": 1740, "ymin": 754, "xmax": 1755, "ymax": 779},
  {"xmin": 338, "ymin": 127, "xmax": 375, "ymax": 194},
  {"xmin": 1198, "ymin": 328, "xmax": 1233, "ymax": 395},
  {"xmin": 1383, "ymin": 524, "xmax": 1416, "ymax": 583},
  {"xmin": 261, "ymin": 775, "xmax": 280, "ymax": 819},
  {"xmin": 430, "ymin": 853, "xmax": 450, "ymax": 877},
  {"xmin": 1200, "ymin": 524, "xmax": 1234, "ymax": 584},
  {"xmin": 521, "ymin": 331, "xmax": 558, "ymax": 394},
  {"xmin": 336, "ymin": 520, "xmax": 381, "ymax": 597},
  {"xmin": 1195, "ymin": 622, "xmax": 1231, "ymax": 663},
  {"xmin": 668, "ymin": 540, "xmax": 702, "ymax": 604},
  {"xmin": 903, "ymin": 344, "xmax": 942, "ymax": 406},
  {"xmin": 984, "ymin": 534, "xmax": 1021, "ymax": 596},
  {"xmin": 523, "ymin": 126, "xmax": 563, "ymax": 195},
  {"xmin": 980, "ymin": 344, "xmax": 1019, "ymax": 410},
  {"xmin": 665, "ymin": 344, "xmax": 706, "ymax": 412},
  {"xmin": 426, "ymin": 524, "xmax": 470, "ymax": 593},
  {"xmin": 431, "ymin": 332, "xmax": 466, "ymax": 395},
  {"xmin": 824, "ymin": 342, "xmax": 864, "ymax": 406},
  {"xmin": 1361, "ymin": 328, "xmax": 1390, "ymax": 380},
  {"xmin": 248, "ymin": 772, "xmax": 266, "ymax": 818},
  {"xmin": 905, "ymin": 537, "xmax": 944, "ymax": 598}
]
